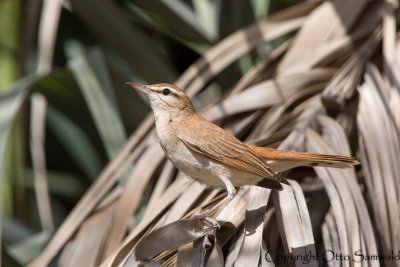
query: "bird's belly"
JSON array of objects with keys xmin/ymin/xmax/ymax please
[
  {"xmin": 166, "ymin": 145, "xmax": 223, "ymax": 187},
  {"xmin": 164, "ymin": 143, "xmax": 263, "ymax": 188}
]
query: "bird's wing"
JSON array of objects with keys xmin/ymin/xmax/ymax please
[{"xmin": 178, "ymin": 115, "xmax": 285, "ymax": 189}]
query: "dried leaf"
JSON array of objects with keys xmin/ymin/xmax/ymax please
[
  {"xmin": 202, "ymin": 69, "xmax": 333, "ymax": 122},
  {"xmin": 59, "ymin": 202, "xmax": 115, "ymax": 267},
  {"xmin": 357, "ymin": 65, "xmax": 400, "ymax": 255},
  {"xmin": 278, "ymin": 0, "xmax": 369, "ymax": 73},
  {"xmin": 104, "ymin": 144, "xmax": 164, "ymax": 256},
  {"xmin": 134, "ymin": 219, "xmax": 210, "ymax": 262},
  {"xmin": 30, "ymin": 93, "xmax": 54, "ymax": 232},
  {"xmin": 235, "ymin": 186, "xmax": 270, "ymax": 266},
  {"xmin": 36, "ymin": 0, "xmax": 61, "ymax": 75}
]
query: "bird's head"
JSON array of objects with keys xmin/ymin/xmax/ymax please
[{"xmin": 126, "ymin": 82, "xmax": 194, "ymax": 115}]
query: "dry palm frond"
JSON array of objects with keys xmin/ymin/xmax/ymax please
[
  {"xmin": 28, "ymin": 0, "xmax": 400, "ymax": 266},
  {"xmin": 357, "ymin": 64, "xmax": 400, "ymax": 257},
  {"xmin": 30, "ymin": 93, "xmax": 54, "ymax": 232}
]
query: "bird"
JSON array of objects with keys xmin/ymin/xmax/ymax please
[{"xmin": 127, "ymin": 82, "xmax": 358, "ymax": 226}]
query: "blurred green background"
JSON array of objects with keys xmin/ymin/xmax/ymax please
[{"xmin": 0, "ymin": 0, "xmax": 299, "ymax": 265}]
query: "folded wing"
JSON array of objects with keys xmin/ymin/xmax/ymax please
[{"xmin": 178, "ymin": 115, "xmax": 286, "ymax": 190}]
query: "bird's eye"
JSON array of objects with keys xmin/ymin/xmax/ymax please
[{"xmin": 162, "ymin": 88, "xmax": 170, "ymax": 95}]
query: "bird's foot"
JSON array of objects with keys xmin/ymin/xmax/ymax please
[{"xmin": 191, "ymin": 214, "xmax": 220, "ymax": 229}]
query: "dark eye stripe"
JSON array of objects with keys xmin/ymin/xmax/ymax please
[
  {"xmin": 160, "ymin": 89, "xmax": 177, "ymax": 97},
  {"xmin": 149, "ymin": 88, "xmax": 178, "ymax": 97}
]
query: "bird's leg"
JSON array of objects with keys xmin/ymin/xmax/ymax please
[{"xmin": 191, "ymin": 177, "xmax": 237, "ymax": 228}]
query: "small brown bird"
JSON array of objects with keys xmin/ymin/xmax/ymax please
[{"xmin": 127, "ymin": 82, "xmax": 358, "ymax": 225}]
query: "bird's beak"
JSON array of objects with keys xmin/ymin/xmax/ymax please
[{"xmin": 126, "ymin": 82, "xmax": 150, "ymax": 96}]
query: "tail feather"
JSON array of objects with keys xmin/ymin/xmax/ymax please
[{"xmin": 247, "ymin": 145, "xmax": 359, "ymax": 172}]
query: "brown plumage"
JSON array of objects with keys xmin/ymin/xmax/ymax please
[
  {"xmin": 127, "ymin": 82, "xmax": 359, "ymax": 226},
  {"xmin": 178, "ymin": 114, "xmax": 288, "ymax": 190},
  {"xmin": 247, "ymin": 145, "xmax": 358, "ymax": 172}
]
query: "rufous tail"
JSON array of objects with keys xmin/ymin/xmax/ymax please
[{"xmin": 247, "ymin": 145, "xmax": 359, "ymax": 172}]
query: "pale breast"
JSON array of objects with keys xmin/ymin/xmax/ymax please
[{"xmin": 154, "ymin": 115, "xmax": 264, "ymax": 189}]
